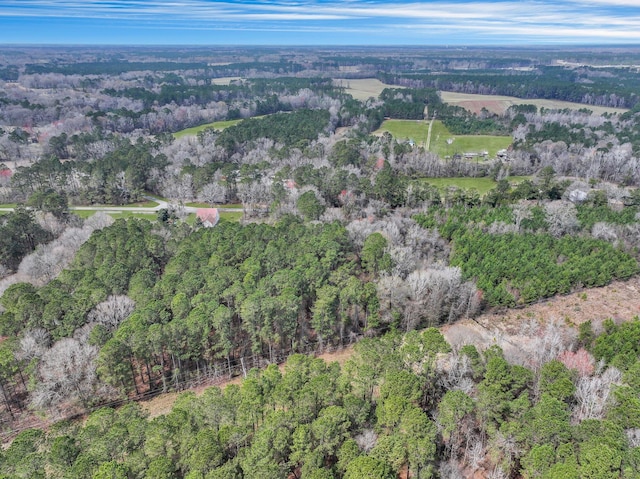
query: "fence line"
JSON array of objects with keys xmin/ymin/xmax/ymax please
[{"xmin": 0, "ymin": 336, "xmax": 362, "ymax": 443}]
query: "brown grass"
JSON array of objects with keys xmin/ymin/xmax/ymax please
[
  {"xmin": 211, "ymin": 77, "xmax": 241, "ymax": 85},
  {"xmin": 440, "ymin": 91, "xmax": 628, "ymax": 116},
  {"xmin": 332, "ymin": 78, "xmax": 404, "ymax": 101}
]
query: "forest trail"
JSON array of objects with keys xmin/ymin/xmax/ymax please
[
  {"xmin": 141, "ymin": 275, "xmax": 640, "ymax": 418},
  {"xmin": 141, "ymin": 344, "xmax": 356, "ymax": 418}
]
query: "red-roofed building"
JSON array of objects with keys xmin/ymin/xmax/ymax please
[
  {"xmin": 196, "ymin": 208, "xmax": 220, "ymax": 228},
  {"xmin": 284, "ymin": 179, "xmax": 297, "ymax": 190},
  {"xmin": 0, "ymin": 168, "xmax": 11, "ymax": 179}
]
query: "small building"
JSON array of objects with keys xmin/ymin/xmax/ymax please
[
  {"xmin": 497, "ymin": 149, "xmax": 509, "ymax": 159},
  {"xmin": 196, "ymin": 208, "xmax": 220, "ymax": 228}
]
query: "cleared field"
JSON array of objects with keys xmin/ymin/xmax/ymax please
[
  {"xmin": 375, "ymin": 119, "xmax": 511, "ymax": 159},
  {"xmin": 440, "ymin": 91, "xmax": 629, "ymax": 116},
  {"xmin": 429, "ymin": 121, "xmax": 512, "ymax": 158},
  {"xmin": 373, "ymin": 119, "xmax": 429, "ymax": 145},
  {"xmin": 419, "ymin": 176, "xmax": 531, "ymax": 196},
  {"xmin": 333, "ymin": 78, "xmax": 404, "ymax": 101},
  {"xmin": 173, "ymin": 119, "xmax": 243, "ymax": 138},
  {"xmin": 211, "ymin": 76, "xmax": 241, "ymax": 85},
  {"xmin": 220, "ymin": 211, "xmax": 243, "ymax": 222}
]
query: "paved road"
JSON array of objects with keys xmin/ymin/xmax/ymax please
[{"xmin": 0, "ymin": 196, "xmax": 244, "ymax": 216}]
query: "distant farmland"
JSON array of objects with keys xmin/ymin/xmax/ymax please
[
  {"xmin": 439, "ymin": 91, "xmax": 629, "ymax": 116},
  {"xmin": 374, "ymin": 119, "xmax": 512, "ymax": 159},
  {"xmin": 331, "ymin": 78, "xmax": 628, "ymax": 116},
  {"xmin": 333, "ymin": 78, "xmax": 404, "ymax": 101}
]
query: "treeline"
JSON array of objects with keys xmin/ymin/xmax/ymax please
[
  {"xmin": 24, "ymin": 61, "xmax": 211, "ymax": 76},
  {"xmin": 415, "ymin": 197, "xmax": 640, "ymax": 306},
  {"xmin": 374, "ymin": 87, "xmax": 510, "ymax": 135},
  {"xmin": 379, "ymin": 66, "xmax": 640, "ymax": 108},
  {"xmin": 3, "ymin": 321, "xmax": 640, "ymax": 478}
]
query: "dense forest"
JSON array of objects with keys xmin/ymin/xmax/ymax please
[
  {"xmin": 1, "ymin": 46, "xmax": 640, "ymax": 478},
  {"xmin": 2, "ymin": 324, "xmax": 640, "ymax": 478}
]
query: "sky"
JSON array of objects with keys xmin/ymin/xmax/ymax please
[{"xmin": 0, "ymin": 0, "xmax": 640, "ymax": 45}]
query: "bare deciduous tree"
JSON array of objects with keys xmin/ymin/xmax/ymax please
[
  {"xmin": 88, "ymin": 295, "xmax": 136, "ymax": 331},
  {"xmin": 17, "ymin": 328, "xmax": 51, "ymax": 362},
  {"xmin": 31, "ymin": 337, "xmax": 114, "ymax": 413},
  {"xmin": 544, "ymin": 201, "xmax": 580, "ymax": 237},
  {"xmin": 573, "ymin": 364, "xmax": 621, "ymax": 422}
]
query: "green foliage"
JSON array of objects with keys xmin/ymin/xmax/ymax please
[
  {"xmin": 217, "ymin": 109, "xmax": 330, "ymax": 154},
  {"xmin": 344, "ymin": 456, "xmax": 394, "ymax": 479},
  {"xmin": 297, "ymin": 190, "xmax": 326, "ymax": 221},
  {"xmin": 0, "ymin": 206, "xmax": 53, "ymax": 271},
  {"xmin": 538, "ymin": 360, "xmax": 576, "ymax": 402},
  {"xmin": 577, "ymin": 204, "xmax": 639, "ymax": 230},
  {"xmin": 451, "ymin": 231, "xmax": 638, "ymax": 306},
  {"xmin": 1, "ymin": 219, "xmax": 168, "ymax": 340},
  {"xmin": 593, "ymin": 317, "xmax": 640, "ymax": 370},
  {"xmin": 360, "ymin": 232, "xmax": 392, "ymax": 274}
]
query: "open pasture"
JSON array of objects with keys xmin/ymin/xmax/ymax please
[
  {"xmin": 333, "ymin": 78, "xmax": 404, "ymax": 101},
  {"xmin": 439, "ymin": 91, "xmax": 629, "ymax": 116},
  {"xmin": 375, "ymin": 120, "xmax": 511, "ymax": 159},
  {"xmin": 429, "ymin": 121, "xmax": 512, "ymax": 159},
  {"xmin": 373, "ymin": 119, "xmax": 429, "ymax": 145}
]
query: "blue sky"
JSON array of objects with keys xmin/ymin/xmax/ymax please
[{"xmin": 0, "ymin": 0, "xmax": 639, "ymax": 45}]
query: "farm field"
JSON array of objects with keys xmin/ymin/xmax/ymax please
[
  {"xmin": 333, "ymin": 78, "xmax": 404, "ymax": 101},
  {"xmin": 429, "ymin": 120, "xmax": 512, "ymax": 158},
  {"xmin": 375, "ymin": 119, "xmax": 512, "ymax": 158},
  {"xmin": 439, "ymin": 91, "xmax": 629, "ymax": 116},
  {"xmin": 373, "ymin": 119, "xmax": 429, "ymax": 145},
  {"xmin": 419, "ymin": 175, "xmax": 531, "ymax": 196},
  {"xmin": 173, "ymin": 118, "xmax": 243, "ymax": 138},
  {"xmin": 211, "ymin": 76, "xmax": 241, "ymax": 85}
]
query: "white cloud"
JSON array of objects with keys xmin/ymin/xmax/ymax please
[{"xmin": 0, "ymin": 0, "xmax": 638, "ymax": 43}]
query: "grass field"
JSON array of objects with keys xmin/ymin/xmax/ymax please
[
  {"xmin": 220, "ymin": 211, "xmax": 243, "ymax": 222},
  {"xmin": 333, "ymin": 78, "xmax": 404, "ymax": 101},
  {"xmin": 374, "ymin": 119, "xmax": 511, "ymax": 158},
  {"xmin": 439, "ymin": 91, "xmax": 629, "ymax": 116},
  {"xmin": 373, "ymin": 119, "xmax": 429, "ymax": 145},
  {"xmin": 419, "ymin": 176, "xmax": 531, "ymax": 196},
  {"xmin": 173, "ymin": 119, "xmax": 243, "ymax": 138},
  {"xmin": 429, "ymin": 121, "xmax": 512, "ymax": 158}
]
